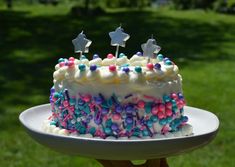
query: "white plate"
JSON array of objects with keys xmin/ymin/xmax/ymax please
[{"xmin": 19, "ymin": 104, "xmax": 219, "ymax": 160}]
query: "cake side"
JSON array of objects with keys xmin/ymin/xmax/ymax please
[{"xmin": 43, "ymin": 54, "xmax": 193, "ymax": 139}]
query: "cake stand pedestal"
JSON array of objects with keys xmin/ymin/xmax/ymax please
[{"xmin": 19, "ymin": 104, "xmax": 219, "ymax": 166}]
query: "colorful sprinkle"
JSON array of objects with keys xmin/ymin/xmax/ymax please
[
  {"xmin": 109, "ymin": 65, "xmax": 116, "ymax": 72},
  {"xmin": 135, "ymin": 66, "xmax": 142, "ymax": 73},
  {"xmin": 78, "ymin": 64, "xmax": 86, "ymax": 71},
  {"xmin": 107, "ymin": 53, "xmax": 114, "ymax": 59}
]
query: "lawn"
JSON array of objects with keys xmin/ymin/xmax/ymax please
[{"xmin": 0, "ymin": 3, "xmax": 235, "ymax": 167}]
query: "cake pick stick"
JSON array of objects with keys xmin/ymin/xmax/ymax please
[
  {"xmin": 72, "ymin": 31, "xmax": 92, "ymax": 59},
  {"xmin": 141, "ymin": 35, "xmax": 161, "ymax": 63},
  {"xmin": 109, "ymin": 26, "xmax": 130, "ymax": 59}
]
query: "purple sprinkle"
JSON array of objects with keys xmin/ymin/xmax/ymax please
[
  {"xmin": 122, "ymin": 67, "xmax": 130, "ymax": 73},
  {"xmin": 94, "ymin": 118, "xmax": 102, "ymax": 125},
  {"xmin": 125, "ymin": 94, "xmax": 133, "ymax": 99},
  {"xmin": 154, "ymin": 63, "xmax": 161, "ymax": 70},
  {"xmin": 136, "ymin": 52, "xmax": 142, "ymax": 56},
  {"xmin": 64, "ymin": 89, "xmax": 70, "ymax": 100},
  {"xmin": 125, "ymin": 105, "xmax": 134, "ymax": 114},
  {"xmin": 111, "ymin": 123, "xmax": 119, "ymax": 131},
  {"xmin": 101, "ymin": 108, "xmax": 109, "ymax": 115},
  {"xmin": 115, "ymin": 105, "xmax": 123, "ymax": 113},
  {"xmin": 125, "ymin": 117, "xmax": 133, "ymax": 124},
  {"xmin": 50, "ymin": 87, "xmax": 55, "ymax": 93}
]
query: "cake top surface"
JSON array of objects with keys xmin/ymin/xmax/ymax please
[{"xmin": 53, "ymin": 53, "xmax": 180, "ymax": 84}]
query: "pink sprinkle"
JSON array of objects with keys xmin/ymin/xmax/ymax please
[
  {"xmin": 165, "ymin": 108, "xmax": 173, "ymax": 116},
  {"xmin": 68, "ymin": 60, "xmax": 75, "ymax": 68},
  {"xmin": 59, "ymin": 106, "xmax": 63, "ymax": 110},
  {"xmin": 166, "ymin": 102, "xmax": 172, "ymax": 109},
  {"xmin": 151, "ymin": 106, "xmax": 158, "ymax": 115},
  {"xmin": 147, "ymin": 63, "xmax": 154, "ymax": 70},
  {"xmin": 171, "ymin": 93, "xmax": 178, "ymax": 99},
  {"xmin": 112, "ymin": 114, "xmax": 121, "ymax": 120},
  {"xmin": 158, "ymin": 104, "xmax": 165, "ymax": 112},
  {"xmin": 161, "ymin": 125, "xmax": 169, "ymax": 134},
  {"xmin": 157, "ymin": 111, "xmax": 165, "ymax": 119},
  {"xmin": 61, "ymin": 121, "xmax": 67, "ymax": 127},
  {"xmin": 69, "ymin": 57, "xmax": 75, "ymax": 61},
  {"xmin": 83, "ymin": 95, "xmax": 91, "ymax": 102},
  {"xmin": 137, "ymin": 100, "xmax": 145, "ymax": 108},
  {"xmin": 107, "ymin": 53, "xmax": 114, "ymax": 59},
  {"xmin": 63, "ymin": 100, "xmax": 69, "ymax": 107},
  {"xmin": 109, "ymin": 65, "xmax": 116, "ymax": 72}
]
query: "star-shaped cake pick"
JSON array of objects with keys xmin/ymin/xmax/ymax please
[
  {"xmin": 141, "ymin": 37, "xmax": 161, "ymax": 62},
  {"xmin": 72, "ymin": 31, "xmax": 92, "ymax": 56},
  {"xmin": 109, "ymin": 26, "xmax": 130, "ymax": 58}
]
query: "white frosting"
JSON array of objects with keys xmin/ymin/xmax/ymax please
[
  {"xmin": 42, "ymin": 121, "xmax": 193, "ymax": 139},
  {"xmin": 53, "ymin": 55, "xmax": 182, "ymax": 99}
]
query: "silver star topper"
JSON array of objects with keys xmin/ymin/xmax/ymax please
[
  {"xmin": 141, "ymin": 38, "xmax": 161, "ymax": 62},
  {"xmin": 72, "ymin": 31, "xmax": 92, "ymax": 54},
  {"xmin": 109, "ymin": 26, "xmax": 130, "ymax": 47}
]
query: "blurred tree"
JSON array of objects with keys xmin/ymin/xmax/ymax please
[
  {"xmin": 105, "ymin": 0, "xmax": 151, "ymax": 8},
  {"xmin": 172, "ymin": 0, "xmax": 217, "ymax": 9},
  {"xmin": 5, "ymin": 0, "xmax": 13, "ymax": 9}
]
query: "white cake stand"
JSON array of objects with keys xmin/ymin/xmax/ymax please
[{"xmin": 19, "ymin": 104, "xmax": 219, "ymax": 166}]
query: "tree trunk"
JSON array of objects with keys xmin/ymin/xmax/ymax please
[
  {"xmin": 6, "ymin": 0, "xmax": 12, "ymax": 9},
  {"xmin": 85, "ymin": 0, "xmax": 90, "ymax": 14}
]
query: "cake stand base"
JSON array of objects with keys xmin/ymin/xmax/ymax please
[
  {"xmin": 97, "ymin": 158, "xmax": 168, "ymax": 167},
  {"xmin": 19, "ymin": 104, "xmax": 219, "ymax": 160}
]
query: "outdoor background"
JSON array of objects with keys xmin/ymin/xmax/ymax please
[{"xmin": 0, "ymin": 0, "xmax": 235, "ymax": 167}]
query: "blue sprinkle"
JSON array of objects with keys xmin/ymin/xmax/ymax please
[
  {"xmin": 157, "ymin": 54, "xmax": 164, "ymax": 61},
  {"xmin": 89, "ymin": 127, "xmax": 96, "ymax": 135},
  {"xmin": 142, "ymin": 130, "xmax": 149, "ymax": 136},
  {"xmin": 150, "ymin": 115, "xmax": 158, "ymax": 122},
  {"xmin": 58, "ymin": 58, "xmax": 64, "ymax": 63},
  {"xmin": 104, "ymin": 127, "xmax": 112, "ymax": 134},
  {"xmin": 159, "ymin": 119, "xmax": 167, "ymax": 125},
  {"xmin": 145, "ymin": 102, "xmax": 152, "ymax": 114},
  {"xmin": 119, "ymin": 53, "xmax": 126, "ymax": 58},
  {"xmin": 93, "ymin": 54, "xmax": 100, "ymax": 59}
]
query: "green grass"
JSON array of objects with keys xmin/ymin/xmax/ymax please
[{"xmin": 0, "ymin": 3, "xmax": 235, "ymax": 167}]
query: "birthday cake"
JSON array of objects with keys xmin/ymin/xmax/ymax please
[{"xmin": 42, "ymin": 27, "xmax": 192, "ymax": 139}]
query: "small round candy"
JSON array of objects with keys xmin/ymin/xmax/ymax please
[
  {"xmin": 58, "ymin": 58, "xmax": 64, "ymax": 63},
  {"xmin": 90, "ymin": 64, "xmax": 97, "ymax": 71},
  {"xmin": 104, "ymin": 127, "xmax": 112, "ymax": 134},
  {"xmin": 119, "ymin": 53, "xmax": 126, "ymax": 58},
  {"xmin": 68, "ymin": 60, "xmax": 75, "ymax": 68},
  {"xmin": 122, "ymin": 67, "xmax": 130, "ymax": 73},
  {"xmin": 111, "ymin": 123, "xmax": 119, "ymax": 131},
  {"xmin": 165, "ymin": 60, "xmax": 172, "ymax": 65},
  {"xmin": 115, "ymin": 105, "xmax": 123, "ymax": 113},
  {"xmin": 78, "ymin": 64, "xmax": 86, "ymax": 71},
  {"xmin": 151, "ymin": 106, "xmax": 158, "ymax": 115},
  {"xmin": 154, "ymin": 63, "xmax": 161, "ymax": 70},
  {"xmin": 157, "ymin": 111, "xmax": 165, "ymax": 119},
  {"xmin": 136, "ymin": 52, "xmax": 142, "ymax": 56},
  {"xmin": 147, "ymin": 120, "xmax": 153, "ymax": 127},
  {"xmin": 147, "ymin": 63, "xmax": 154, "ymax": 70},
  {"xmin": 94, "ymin": 118, "xmax": 102, "ymax": 125},
  {"xmin": 125, "ymin": 117, "xmax": 133, "ymax": 124},
  {"xmin": 69, "ymin": 57, "xmax": 75, "ymax": 61},
  {"xmin": 59, "ymin": 62, "xmax": 65, "ymax": 67},
  {"xmin": 157, "ymin": 54, "xmax": 164, "ymax": 61},
  {"xmin": 125, "ymin": 105, "xmax": 134, "ymax": 114},
  {"xmin": 112, "ymin": 114, "xmax": 121, "ymax": 120},
  {"xmin": 93, "ymin": 54, "xmax": 99, "ymax": 59},
  {"xmin": 135, "ymin": 66, "xmax": 142, "ymax": 73},
  {"xmin": 137, "ymin": 100, "xmax": 145, "ymax": 108},
  {"xmin": 107, "ymin": 53, "xmax": 114, "ymax": 59},
  {"xmin": 165, "ymin": 109, "xmax": 173, "ymax": 116},
  {"xmin": 109, "ymin": 65, "xmax": 116, "ymax": 72},
  {"xmin": 80, "ymin": 55, "xmax": 87, "ymax": 60},
  {"xmin": 101, "ymin": 108, "xmax": 109, "ymax": 115},
  {"xmin": 164, "ymin": 57, "xmax": 170, "ymax": 61}
]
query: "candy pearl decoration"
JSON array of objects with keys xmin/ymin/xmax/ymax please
[
  {"xmin": 154, "ymin": 63, "xmax": 161, "ymax": 70},
  {"xmin": 68, "ymin": 61, "xmax": 74, "ymax": 68},
  {"xmin": 69, "ymin": 57, "xmax": 75, "ymax": 61},
  {"xmin": 147, "ymin": 63, "xmax": 154, "ymax": 70},
  {"xmin": 122, "ymin": 67, "xmax": 130, "ymax": 73},
  {"xmin": 151, "ymin": 106, "xmax": 158, "ymax": 115},
  {"xmin": 135, "ymin": 66, "xmax": 142, "ymax": 73},
  {"xmin": 165, "ymin": 60, "xmax": 172, "ymax": 65},
  {"xmin": 136, "ymin": 52, "xmax": 142, "ymax": 56},
  {"xmin": 109, "ymin": 65, "xmax": 116, "ymax": 72},
  {"xmin": 90, "ymin": 64, "xmax": 97, "ymax": 71},
  {"xmin": 79, "ymin": 64, "xmax": 86, "ymax": 71},
  {"xmin": 93, "ymin": 54, "xmax": 99, "ymax": 59},
  {"xmin": 107, "ymin": 53, "xmax": 114, "ymax": 59},
  {"xmin": 80, "ymin": 55, "xmax": 87, "ymax": 60},
  {"xmin": 58, "ymin": 58, "xmax": 64, "ymax": 63},
  {"xmin": 119, "ymin": 53, "xmax": 126, "ymax": 58},
  {"xmin": 157, "ymin": 54, "xmax": 164, "ymax": 61},
  {"xmin": 137, "ymin": 100, "xmax": 145, "ymax": 108}
]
